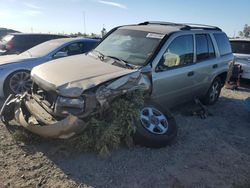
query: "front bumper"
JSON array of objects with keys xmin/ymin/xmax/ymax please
[{"xmin": 0, "ymin": 94, "xmax": 87, "ymax": 139}]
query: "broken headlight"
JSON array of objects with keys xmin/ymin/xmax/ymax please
[{"xmin": 55, "ymin": 96, "xmax": 85, "ymax": 115}]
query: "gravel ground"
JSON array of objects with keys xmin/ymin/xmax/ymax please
[{"xmin": 0, "ymin": 83, "xmax": 250, "ymax": 188}]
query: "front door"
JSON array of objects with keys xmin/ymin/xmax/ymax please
[{"xmin": 151, "ymin": 34, "xmax": 197, "ymax": 107}]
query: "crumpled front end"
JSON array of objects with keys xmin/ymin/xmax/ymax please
[
  {"xmin": 0, "ymin": 94, "xmax": 87, "ymax": 139},
  {"xmin": 0, "ymin": 70, "xmax": 151, "ymax": 139}
]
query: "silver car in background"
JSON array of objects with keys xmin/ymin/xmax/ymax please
[
  {"xmin": 230, "ymin": 39, "xmax": 250, "ymax": 79},
  {"xmin": 0, "ymin": 37, "xmax": 99, "ymax": 97}
]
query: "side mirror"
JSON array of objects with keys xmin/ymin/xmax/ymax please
[
  {"xmin": 163, "ymin": 52, "xmax": 180, "ymax": 67},
  {"xmin": 140, "ymin": 65, "xmax": 152, "ymax": 74},
  {"xmin": 53, "ymin": 51, "xmax": 68, "ymax": 59}
]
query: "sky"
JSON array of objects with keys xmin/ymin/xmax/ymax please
[{"xmin": 0, "ymin": 0, "xmax": 249, "ymax": 37}]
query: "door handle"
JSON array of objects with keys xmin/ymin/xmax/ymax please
[
  {"xmin": 212, "ymin": 64, "xmax": 218, "ymax": 69},
  {"xmin": 187, "ymin": 71, "xmax": 194, "ymax": 77}
]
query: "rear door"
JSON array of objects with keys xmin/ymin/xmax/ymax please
[
  {"xmin": 189, "ymin": 33, "xmax": 217, "ymax": 96},
  {"xmin": 151, "ymin": 34, "xmax": 197, "ymax": 107}
]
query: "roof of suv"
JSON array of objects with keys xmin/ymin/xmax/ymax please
[{"xmin": 121, "ymin": 21, "xmax": 222, "ymax": 35}]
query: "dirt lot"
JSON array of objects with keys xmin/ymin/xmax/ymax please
[{"xmin": 0, "ymin": 82, "xmax": 250, "ymax": 188}]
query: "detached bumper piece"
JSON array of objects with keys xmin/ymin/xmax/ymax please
[{"xmin": 0, "ymin": 94, "xmax": 87, "ymax": 139}]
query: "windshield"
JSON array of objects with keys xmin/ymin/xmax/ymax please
[
  {"xmin": 94, "ymin": 29, "xmax": 163, "ymax": 66},
  {"xmin": 20, "ymin": 39, "xmax": 67, "ymax": 57},
  {"xmin": 231, "ymin": 41, "xmax": 250, "ymax": 54}
]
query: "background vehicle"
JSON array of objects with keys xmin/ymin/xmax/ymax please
[
  {"xmin": 0, "ymin": 37, "xmax": 99, "ymax": 97},
  {"xmin": 0, "ymin": 28, "xmax": 20, "ymax": 55},
  {"xmin": 0, "ymin": 22, "xmax": 233, "ymax": 147},
  {"xmin": 230, "ymin": 39, "xmax": 250, "ymax": 80},
  {"xmin": 0, "ymin": 33, "xmax": 69, "ymax": 55},
  {"xmin": 0, "ymin": 28, "xmax": 20, "ymax": 39}
]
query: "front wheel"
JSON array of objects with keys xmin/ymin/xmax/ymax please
[
  {"xmin": 202, "ymin": 77, "xmax": 222, "ymax": 105},
  {"xmin": 133, "ymin": 102, "xmax": 177, "ymax": 148}
]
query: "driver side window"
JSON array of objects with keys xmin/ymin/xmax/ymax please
[
  {"xmin": 156, "ymin": 35, "xmax": 194, "ymax": 71},
  {"xmin": 57, "ymin": 42, "xmax": 84, "ymax": 56}
]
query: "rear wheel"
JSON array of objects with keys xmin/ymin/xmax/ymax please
[
  {"xmin": 133, "ymin": 102, "xmax": 177, "ymax": 148},
  {"xmin": 202, "ymin": 77, "xmax": 222, "ymax": 105},
  {"xmin": 4, "ymin": 70, "xmax": 32, "ymax": 97}
]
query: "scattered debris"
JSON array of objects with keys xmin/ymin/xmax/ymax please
[
  {"xmin": 225, "ymin": 63, "xmax": 243, "ymax": 90},
  {"xmin": 193, "ymin": 98, "xmax": 211, "ymax": 119}
]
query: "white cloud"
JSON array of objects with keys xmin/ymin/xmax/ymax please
[
  {"xmin": 98, "ymin": 0, "xmax": 127, "ymax": 9},
  {"xmin": 24, "ymin": 10, "xmax": 42, "ymax": 16},
  {"xmin": 23, "ymin": 2, "xmax": 41, "ymax": 10}
]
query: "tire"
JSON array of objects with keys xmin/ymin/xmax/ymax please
[
  {"xmin": 4, "ymin": 70, "xmax": 32, "ymax": 97},
  {"xmin": 202, "ymin": 77, "xmax": 222, "ymax": 105},
  {"xmin": 133, "ymin": 101, "xmax": 178, "ymax": 148}
]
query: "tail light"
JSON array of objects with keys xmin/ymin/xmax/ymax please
[{"xmin": 6, "ymin": 40, "xmax": 13, "ymax": 50}]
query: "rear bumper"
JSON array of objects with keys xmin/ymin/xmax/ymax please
[{"xmin": 0, "ymin": 94, "xmax": 87, "ymax": 139}]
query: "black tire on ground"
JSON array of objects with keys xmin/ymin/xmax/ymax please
[
  {"xmin": 133, "ymin": 101, "xmax": 178, "ymax": 148},
  {"xmin": 0, "ymin": 95, "xmax": 15, "ymax": 125},
  {"xmin": 202, "ymin": 77, "xmax": 222, "ymax": 105},
  {"xmin": 3, "ymin": 70, "xmax": 31, "ymax": 97}
]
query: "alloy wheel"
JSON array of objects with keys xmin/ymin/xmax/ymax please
[
  {"xmin": 9, "ymin": 71, "xmax": 32, "ymax": 94},
  {"xmin": 140, "ymin": 107, "xmax": 169, "ymax": 135},
  {"xmin": 209, "ymin": 81, "xmax": 220, "ymax": 102}
]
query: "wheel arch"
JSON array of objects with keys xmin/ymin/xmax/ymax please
[
  {"xmin": 216, "ymin": 71, "xmax": 228, "ymax": 86},
  {"xmin": 3, "ymin": 69, "xmax": 31, "ymax": 97}
]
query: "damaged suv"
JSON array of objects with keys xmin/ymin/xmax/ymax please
[{"xmin": 0, "ymin": 22, "xmax": 234, "ymax": 147}]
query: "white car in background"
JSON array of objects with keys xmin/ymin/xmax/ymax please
[{"xmin": 230, "ymin": 39, "xmax": 250, "ymax": 80}]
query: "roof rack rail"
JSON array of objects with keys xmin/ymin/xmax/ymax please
[
  {"xmin": 182, "ymin": 23, "xmax": 222, "ymax": 31},
  {"xmin": 138, "ymin": 21, "xmax": 187, "ymax": 27},
  {"xmin": 138, "ymin": 21, "xmax": 222, "ymax": 31}
]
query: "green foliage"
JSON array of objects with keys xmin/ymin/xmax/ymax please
[
  {"xmin": 12, "ymin": 128, "xmax": 42, "ymax": 144},
  {"xmin": 12, "ymin": 130, "xmax": 29, "ymax": 143},
  {"xmin": 69, "ymin": 90, "xmax": 145, "ymax": 156},
  {"xmin": 239, "ymin": 24, "xmax": 250, "ymax": 38}
]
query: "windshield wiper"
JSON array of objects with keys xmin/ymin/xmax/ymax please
[
  {"xmin": 92, "ymin": 50, "xmax": 136, "ymax": 69},
  {"xmin": 93, "ymin": 50, "xmax": 105, "ymax": 61},
  {"xmin": 106, "ymin": 55, "xmax": 135, "ymax": 69}
]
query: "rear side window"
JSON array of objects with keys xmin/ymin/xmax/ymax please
[
  {"xmin": 157, "ymin": 35, "xmax": 194, "ymax": 71},
  {"xmin": 196, "ymin": 34, "xmax": 215, "ymax": 62},
  {"xmin": 214, "ymin": 33, "xmax": 232, "ymax": 56},
  {"xmin": 230, "ymin": 41, "xmax": 250, "ymax": 54}
]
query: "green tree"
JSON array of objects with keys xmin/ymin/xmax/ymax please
[
  {"xmin": 101, "ymin": 27, "xmax": 107, "ymax": 38},
  {"xmin": 239, "ymin": 24, "xmax": 250, "ymax": 38}
]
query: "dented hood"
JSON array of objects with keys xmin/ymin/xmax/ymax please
[{"xmin": 31, "ymin": 54, "xmax": 137, "ymax": 97}]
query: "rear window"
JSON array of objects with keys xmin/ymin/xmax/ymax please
[
  {"xmin": 230, "ymin": 41, "xmax": 250, "ymax": 54},
  {"xmin": 196, "ymin": 34, "xmax": 215, "ymax": 62},
  {"xmin": 213, "ymin": 33, "xmax": 232, "ymax": 56}
]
